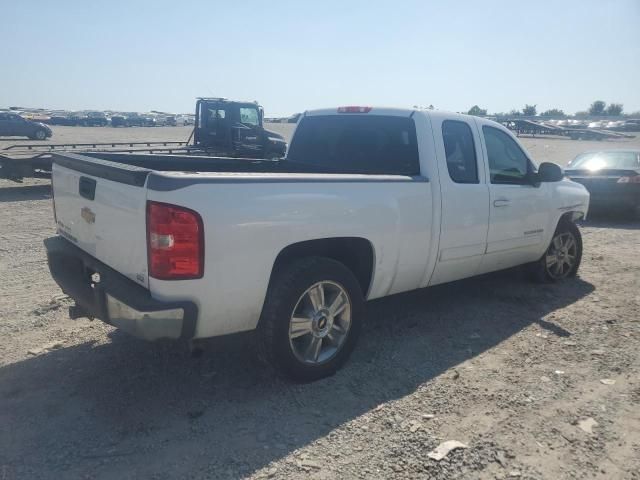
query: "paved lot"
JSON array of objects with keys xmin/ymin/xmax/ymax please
[{"xmin": 0, "ymin": 126, "xmax": 639, "ymax": 479}]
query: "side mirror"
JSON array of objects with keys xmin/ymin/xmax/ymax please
[{"xmin": 537, "ymin": 162, "xmax": 564, "ymax": 182}]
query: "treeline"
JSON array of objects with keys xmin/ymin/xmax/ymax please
[{"xmin": 467, "ymin": 101, "xmax": 635, "ymax": 118}]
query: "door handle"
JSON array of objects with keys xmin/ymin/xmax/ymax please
[{"xmin": 493, "ymin": 199, "xmax": 510, "ymax": 207}]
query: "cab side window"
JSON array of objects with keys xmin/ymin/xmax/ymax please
[
  {"xmin": 442, "ymin": 120, "xmax": 478, "ymax": 183},
  {"xmin": 239, "ymin": 107, "xmax": 259, "ymax": 126},
  {"xmin": 482, "ymin": 126, "xmax": 532, "ymax": 184}
]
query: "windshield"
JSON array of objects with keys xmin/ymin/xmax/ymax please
[
  {"xmin": 287, "ymin": 115, "xmax": 420, "ymax": 175},
  {"xmin": 568, "ymin": 151, "xmax": 640, "ymax": 170},
  {"xmin": 239, "ymin": 107, "xmax": 259, "ymax": 126}
]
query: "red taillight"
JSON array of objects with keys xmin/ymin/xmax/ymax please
[
  {"xmin": 617, "ymin": 175, "xmax": 640, "ymax": 184},
  {"xmin": 146, "ymin": 201, "xmax": 204, "ymax": 280},
  {"xmin": 337, "ymin": 106, "xmax": 372, "ymax": 113}
]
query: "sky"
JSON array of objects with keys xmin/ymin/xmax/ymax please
[{"xmin": 2, "ymin": 0, "xmax": 639, "ymax": 117}]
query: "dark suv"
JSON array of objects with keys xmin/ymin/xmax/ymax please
[{"xmin": 0, "ymin": 112, "xmax": 52, "ymax": 140}]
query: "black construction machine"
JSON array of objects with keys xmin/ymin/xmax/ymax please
[{"xmin": 0, "ymin": 98, "xmax": 288, "ymax": 180}]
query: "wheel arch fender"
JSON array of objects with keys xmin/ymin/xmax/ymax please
[{"xmin": 267, "ymin": 237, "xmax": 376, "ymax": 300}]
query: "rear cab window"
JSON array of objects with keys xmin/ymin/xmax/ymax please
[{"xmin": 287, "ymin": 115, "xmax": 420, "ymax": 175}]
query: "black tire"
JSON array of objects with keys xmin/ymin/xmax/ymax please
[
  {"xmin": 527, "ymin": 219, "xmax": 582, "ymax": 283},
  {"xmin": 31, "ymin": 129, "xmax": 47, "ymax": 140},
  {"xmin": 258, "ymin": 256, "xmax": 364, "ymax": 382}
]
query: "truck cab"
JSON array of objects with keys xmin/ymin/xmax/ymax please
[{"xmin": 194, "ymin": 98, "xmax": 287, "ymax": 158}]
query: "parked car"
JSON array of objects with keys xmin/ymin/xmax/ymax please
[
  {"xmin": 0, "ymin": 112, "xmax": 52, "ymax": 140},
  {"xmin": 123, "ymin": 114, "xmax": 155, "ymax": 127},
  {"xmin": 45, "ymin": 107, "xmax": 589, "ymax": 381},
  {"xmin": 566, "ymin": 150, "xmax": 640, "ymax": 216},
  {"xmin": 47, "ymin": 115, "xmax": 77, "ymax": 126},
  {"xmin": 82, "ymin": 112, "xmax": 109, "ymax": 127},
  {"xmin": 620, "ymin": 120, "xmax": 640, "ymax": 132},
  {"xmin": 110, "ymin": 115, "xmax": 127, "ymax": 127}
]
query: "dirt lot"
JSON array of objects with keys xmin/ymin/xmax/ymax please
[{"xmin": 1, "ymin": 126, "xmax": 639, "ymax": 479}]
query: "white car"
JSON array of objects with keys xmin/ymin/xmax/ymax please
[{"xmin": 45, "ymin": 107, "xmax": 589, "ymax": 381}]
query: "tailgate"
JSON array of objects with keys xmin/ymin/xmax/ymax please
[{"xmin": 52, "ymin": 161, "xmax": 150, "ymax": 288}]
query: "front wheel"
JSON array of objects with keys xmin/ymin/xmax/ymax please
[
  {"xmin": 528, "ymin": 220, "xmax": 582, "ymax": 282},
  {"xmin": 32, "ymin": 129, "xmax": 47, "ymax": 140},
  {"xmin": 258, "ymin": 257, "xmax": 364, "ymax": 382}
]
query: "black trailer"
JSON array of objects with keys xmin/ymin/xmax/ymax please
[
  {"xmin": 564, "ymin": 128, "xmax": 633, "ymax": 141},
  {"xmin": 0, "ymin": 141, "xmax": 190, "ymax": 180},
  {"xmin": 501, "ymin": 118, "xmax": 635, "ymax": 141},
  {"xmin": 1, "ymin": 97, "xmax": 288, "ymax": 181}
]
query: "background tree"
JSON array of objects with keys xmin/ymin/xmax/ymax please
[
  {"xmin": 588, "ymin": 100, "xmax": 606, "ymax": 116},
  {"xmin": 540, "ymin": 108, "xmax": 565, "ymax": 117},
  {"xmin": 605, "ymin": 103, "xmax": 623, "ymax": 116},
  {"xmin": 522, "ymin": 104, "xmax": 537, "ymax": 116},
  {"xmin": 508, "ymin": 109, "xmax": 521, "ymax": 117},
  {"xmin": 467, "ymin": 105, "xmax": 487, "ymax": 116}
]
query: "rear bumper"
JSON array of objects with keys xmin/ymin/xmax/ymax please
[
  {"xmin": 588, "ymin": 191, "xmax": 640, "ymax": 210},
  {"xmin": 44, "ymin": 236, "xmax": 197, "ymax": 340}
]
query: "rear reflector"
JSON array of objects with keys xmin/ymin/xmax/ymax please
[
  {"xmin": 337, "ymin": 106, "xmax": 372, "ymax": 113},
  {"xmin": 147, "ymin": 201, "xmax": 204, "ymax": 280},
  {"xmin": 617, "ymin": 175, "xmax": 640, "ymax": 184}
]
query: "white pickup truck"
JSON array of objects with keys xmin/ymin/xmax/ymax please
[{"xmin": 46, "ymin": 107, "xmax": 589, "ymax": 381}]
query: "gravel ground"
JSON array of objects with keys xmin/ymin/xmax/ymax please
[{"xmin": 0, "ymin": 127, "xmax": 639, "ymax": 480}]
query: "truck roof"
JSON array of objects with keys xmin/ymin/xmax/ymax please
[
  {"xmin": 197, "ymin": 97, "xmax": 260, "ymax": 105},
  {"xmin": 303, "ymin": 107, "xmax": 485, "ymax": 123},
  {"xmin": 305, "ymin": 107, "xmax": 415, "ymax": 117}
]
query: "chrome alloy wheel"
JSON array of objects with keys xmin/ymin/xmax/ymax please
[
  {"xmin": 288, "ymin": 281, "xmax": 352, "ymax": 364},
  {"xmin": 545, "ymin": 231, "xmax": 578, "ymax": 279}
]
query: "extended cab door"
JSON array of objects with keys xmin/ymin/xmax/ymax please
[
  {"xmin": 475, "ymin": 120, "xmax": 551, "ymax": 273},
  {"xmin": 429, "ymin": 115, "xmax": 490, "ymax": 286}
]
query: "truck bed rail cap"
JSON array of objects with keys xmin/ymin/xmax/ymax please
[
  {"xmin": 52, "ymin": 152, "xmax": 150, "ymax": 187},
  {"xmin": 147, "ymin": 172, "xmax": 428, "ymax": 191}
]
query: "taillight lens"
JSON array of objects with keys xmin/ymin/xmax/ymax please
[
  {"xmin": 146, "ymin": 201, "xmax": 204, "ymax": 280},
  {"xmin": 617, "ymin": 175, "xmax": 640, "ymax": 184}
]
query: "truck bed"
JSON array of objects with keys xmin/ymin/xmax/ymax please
[
  {"xmin": 50, "ymin": 148, "xmax": 430, "ymax": 338},
  {"xmin": 53, "ymin": 151, "xmax": 418, "ymax": 191}
]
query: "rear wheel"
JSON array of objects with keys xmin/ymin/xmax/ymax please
[
  {"xmin": 528, "ymin": 220, "xmax": 582, "ymax": 282},
  {"xmin": 258, "ymin": 257, "xmax": 363, "ymax": 382}
]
